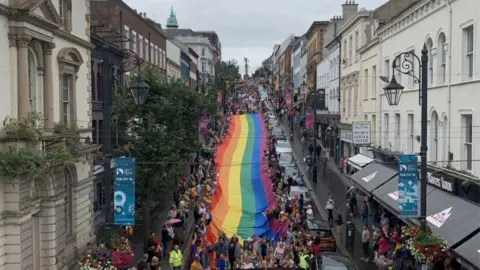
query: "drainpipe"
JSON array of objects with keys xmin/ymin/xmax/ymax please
[{"xmin": 447, "ymin": 0, "xmax": 453, "ymax": 166}]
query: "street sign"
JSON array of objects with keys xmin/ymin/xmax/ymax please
[
  {"xmin": 398, "ymin": 154, "xmax": 419, "ymax": 218},
  {"xmin": 352, "ymin": 121, "xmax": 371, "ymax": 145},
  {"xmin": 114, "ymin": 157, "xmax": 136, "ymax": 225}
]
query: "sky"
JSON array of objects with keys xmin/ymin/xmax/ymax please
[{"xmin": 124, "ymin": 0, "xmax": 387, "ymax": 76}]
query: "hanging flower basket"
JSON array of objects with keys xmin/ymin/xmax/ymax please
[
  {"xmin": 402, "ymin": 225, "xmax": 447, "ymax": 264},
  {"xmin": 79, "ymin": 233, "xmax": 134, "ymax": 270}
]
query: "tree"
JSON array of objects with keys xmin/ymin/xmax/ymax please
[{"xmin": 215, "ymin": 60, "xmax": 241, "ymax": 88}]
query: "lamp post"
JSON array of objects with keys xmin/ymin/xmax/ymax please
[
  {"xmin": 311, "ymin": 88, "xmax": 319, "ymax": 165},
  {"xmin": 383, "ymin": 45, "xmax": 428, "ymax": 230}
]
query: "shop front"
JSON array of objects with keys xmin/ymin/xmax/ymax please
[{"xmin": 316, "ymin": 110, "xmax": 340, "ymax": 162}]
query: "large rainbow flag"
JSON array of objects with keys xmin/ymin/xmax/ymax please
[{"xmin": 207, "ymin": 113, "xmax": 276, "ymax": 242}]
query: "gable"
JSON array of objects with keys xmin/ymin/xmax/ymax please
[{"xmin": 21, "ymin": 0, "xmax": 61, "ymax": 26}]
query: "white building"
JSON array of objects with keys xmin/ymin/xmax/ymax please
[
  {"xmin": 300, "ymin": 42, "xmax": 308, "ymax": 88},
  {"xmin": 0, "ymin": 0, "xmax": 96, "ymax": 269},
  {"xmin": 377, "ymin": 0, "xmax": 480, "ymax": 176},
  {"xmin": 166, "ymin": 39, "xmax": 181, "ymax": 79},
  {"xmin": 292, "ymin": 38, "xmax": 302, "ymax": 89}
]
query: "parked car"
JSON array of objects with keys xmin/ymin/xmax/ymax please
[
  {"xmin": 276, "ymin": 140, "xmax": 291, "ymax": 149},
  {"xmin": 278, "ymin": 153, "xmax": 295, "ymax": 167},
  {"xmin": 276, "ymin": 147, "xmax": 292, "ymax": 155},
  {"xmin": 315, "ymin": 252, "xmax": 357, "ymax": 270},
  {"xmin": 274, "ymin": 133, "xmax": 286, "ymax": 140},
  {"xmin": 305, "ymin": 221, "xmax": 337, "ymax": 253},
  {"xmin": 288, "ymin": 186, "xmax": 312, "ymax": 206}
]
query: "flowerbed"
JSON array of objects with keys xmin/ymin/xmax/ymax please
[
  {"xmin": 79, "ymin": 234, "xmax": 134, "ymax": 270},
  {"xmin": 402, "ymin": 225, "xmax": 447, "ymax": 264}
]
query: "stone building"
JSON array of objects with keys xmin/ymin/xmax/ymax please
[
  {"xmin": 0, "ymin": 0, "xmax": 97, "ymax": 269},
  {"xmin": 305, "ymin": 21, "xmax": 329, "ymax": 89}
]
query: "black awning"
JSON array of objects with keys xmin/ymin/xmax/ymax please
[
  {"xmin": 423, "ymin": 188, "xmax": 480, "ymax": 247},
  {"xmin": 373, "ymin": 176, "xmax": 436, "ymax": 220},
  {"xmin": 350, "ymin": 161, "xmax": 398, "ymax": 194},
  {"xmin": 453, "ymin": 232, "xmax": 480, "ymax": 269}
]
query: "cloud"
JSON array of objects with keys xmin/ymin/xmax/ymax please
[{"xmin": 124, "ymin": 0, "xmax": 389, "ymax": 76}]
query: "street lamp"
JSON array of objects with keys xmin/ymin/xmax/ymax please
[
  {"xmin": 383, "ymin": 44, "xmax": 428, "ymax": 230},
  {"xmin": 129, "ymin": 75, "xmax": 150, "ymax": 105}
]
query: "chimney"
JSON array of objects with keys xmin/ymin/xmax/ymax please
[{"xmin": 342, "ymin": 0, "xmax": 358, "ymax": 21}]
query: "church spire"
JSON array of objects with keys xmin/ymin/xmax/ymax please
[{"xmin": 166, "ymin": 5, "xmax": 179, "ymax": 29}]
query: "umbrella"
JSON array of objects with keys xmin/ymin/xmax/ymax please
[{"xmin": 164, "ymin": 218, "xmax": 181, "ymax": 226}]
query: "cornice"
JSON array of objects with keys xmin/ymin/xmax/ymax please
[
  {"xmin": 357, "ymin": 37, "xmax": 379, "ymax": 54},
  {"xmin": 55, "ymin": 29, "xmax": 95, "ymax": 49},
  {"xmin": 338, "ymin": 11, "xmax": 371, "ymax": 36},
  {"xmin": 376, "ymin": 0, "xmax": 447, "ymax": 40}
]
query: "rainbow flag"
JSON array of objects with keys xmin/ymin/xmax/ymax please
[{"xmin": 207, "ymin": 113, "xmax": 276, "ymax": 242}]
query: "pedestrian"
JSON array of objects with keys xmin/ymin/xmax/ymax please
[
  {"xmin": 334, "ymin": 209, "xmax": 344, "ymax": 243},
  {"xmin": 348, "ymin": 190, "xmax": 357, "ymax": 216},
  {"xmin": 137, "ymin": 253, "xmax": 149, "ymax": 270},
  {"xmin": 361, "ymin": 200, "xmax": 369, "ymax": 225},
  {"xmin": 308, "ymin": 144, "xmax": 314, "ymax": 155},
  {"xmin": 169, "ymin": 245, "xmax": 183, "ymax": 270},
  {"xmin": 370, "ymin": 197, "xmax": 378, "ymax": 228},
  {"xmin": 325, "ymin": 195, "xmax": 335, "ymax": 224},
  {"xmin": 391, "ymin": 250, "xmax": 404, "ymax": 270},
  {"xmin": 361, "ymin": 225, "xmax": 371, "ymax": 262},
  {"xmin": 378, "ymin": 233, "xmax": 390, "ymax": 257}
]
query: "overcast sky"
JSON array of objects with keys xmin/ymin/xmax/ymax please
[{"xmin": 124, "ymin": 0, "xmax": 387, "ymax": 76}]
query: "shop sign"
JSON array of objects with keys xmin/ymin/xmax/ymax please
[
  {"xmin": 427, "ymin": 172, "xmax": 453, "ymax": 192},
  {"xmin": 352, "ymin": 121, "xmax": 371, "ymax": 145},
  {"xmin": 426, "ymin": 207, "xmax": 453, "ymax": 228},
  {"xmin": 340, "ymin": 129, "xmax": 352, "ymax": 143},
  {"xmin": 316, "ymin": 110, "xmax": 337, "ymax": 115}
]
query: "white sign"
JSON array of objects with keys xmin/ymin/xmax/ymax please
[
  {"xmin": 353, "ymin": 121, "xmax": 371, "ymax": 145},
  {"xmin": 426, "ymin": 207, "xmax": 453, "ymax": 228},
  {"xmin": 340, "ymin": 129, "xmax": 353, "ymax": 143},
  {"xmin": 362, "ymin": 171, "xmax": 377, "ymax": 183},
  {"xmin": 427, "ymin": 172, "xmax": 453, "ymax": 192},
  {"xmin": 388, "ymin": 191, "xmax": 399, "ymax": 201}
]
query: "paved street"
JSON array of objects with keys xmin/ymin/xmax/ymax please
[{"xmin": 279, "ymin": 119, "xmax": 376, "ymax": 270}]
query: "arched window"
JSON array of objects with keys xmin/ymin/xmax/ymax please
[
  {"xmin": 426, "ymin": 38, "xmax": 434, "ymax": 85},
  {"xmin": 430, "ymin": 111, "xmax": 439, "ymax": 163},
  {"xmin": 442, "ymin": 116, "xmax": 448, "ymax": 164},
  {"xmin": 437, "ymin": 33, "xmax": 447, "ymax": 83},
  {"xmin": 28, "ymin": 50, "xmax": 37, "ymax": 112}
]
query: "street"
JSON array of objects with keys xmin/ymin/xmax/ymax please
[{"xmin": 280, "ymin": 120, "xmax": 377, "ymax": 270}]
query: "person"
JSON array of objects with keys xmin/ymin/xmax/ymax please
[
  {"xmin": 391, "ymin": 250, "xmax": 404, "ymax": 270},
  {"xmin": 169, "ymin": 245, "xmax": 183, "ymax": 270},
  {"xmin": 348, "ymin": 191, "xmax": 357, "ymax": 216},
  {"xmin": 361, "ymin": 225, "xmax": 371, "ymax": 262},
  {"xmin": 378, "ymin": 233, "xmax": 390, "ymax": 257},
  {"xmin": 334, "ymin": 210, "xmax": 344, "ymax": 243},
  {"xmin": 374, "ymin": 254, "xmax": 392, "ymax": 270},
  {"xmin": 308, "ymin": 144, "xmax": 314, "ymax": 155},
  {"xmin": 361, "ymin": 200, "xmax": 369, "ymax": 225},
  {"xmin": 216, "ymin": 253, "xmax": 230, "ymax": 270},
  {"xmin": 325, "ymin": 195, "xmax": 335, "ymax": 224},
  {"xmin": 190, "ymin": 255, "xmax": 203, "ymax": 270},
  {"xmin": 137, "ymin": 253, "xmax": 149, "ymax": 270},
  {"xmin": 150, "ymin": 256, "xmax": 160, "ymax": 270},
  {"xmin": 298, "ymin": 248, "xmax": 310, "ymax": 270}
]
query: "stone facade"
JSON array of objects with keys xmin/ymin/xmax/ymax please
[
  {"xmin": 306, "ymin": 21, "xmax": 329, "ymax": 89},
  {"xmin": 0, "ymin": 0, "xmax": 96, "ymax": 269}
]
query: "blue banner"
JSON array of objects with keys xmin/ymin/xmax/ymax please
[
  {"xmin": 114, "ymin": 157, "xmax": 136, "ymax": 225},
  {"xmin": 398, "ymin": 154, "xmax": 419, "ymax": 218}
]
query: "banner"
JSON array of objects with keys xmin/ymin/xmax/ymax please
[
  {"xmin": 305, "ymin": 107, "xmax": 313, "ymax": 131},
  {"xmin": 114, "ymin": 157, "xmax": 136, "ymax": 225},
  {"xmin": 398, "ymin": 154, "xmax": 419, "ymax": 218}
]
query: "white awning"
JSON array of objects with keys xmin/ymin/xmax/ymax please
[{"xmin": 347, "ymin": 154, "xmax": 374, "ymax": 170}]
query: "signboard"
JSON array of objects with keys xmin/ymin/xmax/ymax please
[
  {"xmin": 427, "ymin": 172, "xmax": 453, "ymax": 192},
  {"xmin": 305, "ymin": 107, "xmax": 313, "ymax": 131},
  {"xmin": 398, "ymin": 154, "xmax": 419, "ymax": 218},
  {"xmin": 340, "ymin": 129, "xmax": 352, "ymax": 143},
  {"xmin": 352, "ymin": 121, "xmax": 371, "ymax": 145},
  {"xmin": 114, "ymin": 157, "xmax": 136, "ymax": 225}
]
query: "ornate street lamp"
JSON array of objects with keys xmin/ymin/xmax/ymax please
[
  {"xmin": 129, "ymin": 75, "xmax": 150, "ymax": 105},
  {"xmin": 383, "ymin": 44, "xmax": 429, "ymax": 230}
]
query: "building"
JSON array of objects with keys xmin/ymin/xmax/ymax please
[
  {"xmin": 90, "ymin": 0, "xmax": 168, "ymax": 73},
  {"xmin": 166, "ymin": 39, "xmax": 182, "ymax": 79},
  {"xmin": 0, "ymin": 0, "xmax": 97, "ymax": 268},
  {"xmin": 180, "ymin": 50, "xmax": 191, "ymax": 82},
  {"xmin": 189, "ymin": 47, "xmax": 199, "ymax": 88},
  {"xmin": 262, "ymin": 54, "xmax": 273, "ymax": 71},
  {"xmin": 165, "ymin": 8, "xmax": 218, "ymax": 83},
  {"xmin": 291, "ymin": 36, "xmax": 306, "ymax": 110},
  {"xmin": 300, "ymin": 41, "xmax": 308, "ymax": 92},
  {"xmin": 305, "ymin": 21, "xmax": 329, "ymax": 89},
  {"xmin": 316, "ymin": 15, "xmax": 344, "ymax": 161},
  {"xmin": 272, "ymin": 45, "xmax": 280, "ymax": 91}
]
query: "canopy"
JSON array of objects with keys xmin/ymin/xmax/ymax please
[
  {"xmin": 350, "ymin": 162, "xmax": 397, "ymax": 194},
  {"xmin": 372, "ymin": 176, "xmax": 436, "ymax": 220},
  {"xmin": 453, "ymin": 232, "xmax": 480, "ymax": 269},
  {"xmin": 347, "ymin": 154, "xmax": 374, "ymax": 170},
  {"xmin": 422, "ymin": 188, "xmax": 480, "ymax": 247}
]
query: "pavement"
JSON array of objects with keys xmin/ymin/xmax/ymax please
[{"xmin": 280, "ymin": 119, "xmax": 377, "ymax": 270}]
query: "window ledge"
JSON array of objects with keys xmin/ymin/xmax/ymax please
[
  {"xmin": 371, "ymin": 97, "xmax": 377, "ymax": 100},
  {"xmin": 363, "ymin": 98, "xmax": 369, "ymax": 101}
]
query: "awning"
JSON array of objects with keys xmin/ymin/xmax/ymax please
[
  {"xmin": 453, "ymin": 232, "xmax": 480, "ymax": 269},
  {"xmin": 422, "ymin": 188, "xmax": 480, "ymax": 247},
  {"xmin": 372, "ymin": 176, "xmax": 436, "ymax": 219},
  {"xmin": 350, "ymin": 162, "xmax": 397, "ymax": 194},
  {"xmin": 347, "ymin": 154, "xmax": 374, "ymax": 170}
]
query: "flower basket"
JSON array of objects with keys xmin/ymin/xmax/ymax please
[
  {"xmin": 402, "ymin": 225, "xmax": 447, "ymax": 264},
  {"xmin": 79, "ymin": 233, "xmax": 134, "ymax": 270}
]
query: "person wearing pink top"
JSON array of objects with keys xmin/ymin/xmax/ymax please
[{"xmin": 378, "ymin": 233, "xmax": 390, "ymax": 256}]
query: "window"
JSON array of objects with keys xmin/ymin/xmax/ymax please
[
  {"xmin": 94, "ymin": 182, "xmax": 105, "ymax": 212},
  {"xmin": 150, "ymin": 43, "xmax": 154, "ymax": 64},
  {"xmin": 438, "ymin": 33, "xmax": 447, "ymax": 83},
  {"xmin": 96, "ymin": 62, "xmax": 102, "ymax": 101},
  {"xmin": 144, "ymin": 39, "xmax": 149, "ymax": 61},
  {"xmin": 58, "ymin": 0, "xmax": 64, "ymax": 18},
  {"xmin": 364, "ymin": 115, "xmax": 368, "ymax": 121},
  {"xmin": 464, "ymin": 26, "xmax": 474, "ymax": 79},
  {"xmin": 462, "ymin": 114, "xmax": 473, "ymax": 171},
  {"xmin": 431, "ymin": 111, "xmax": 439, "ymax": 163},
  {"xmin": 408, "ymin": 114, "xmax": 414, "ymax": 153},
  {"xmin": 348, "ymin": 35, "xmax": 353, "ymax": 64},
  {"xmin": 62, "ymin": 74, "xmax": 72, "ymax": 124},
  {"xmin": 28, "ymin": 50, "xmax": 37, "ymax": 112},
  {"xmin": 343, "ymin": 40, "xmax": 347, "ymax": 64},
  {"xmin": 408, "ymin": 50, "xmax": 415, "ymax": 89},
  {"xmin": 139, "ymin": 36, "xmax": 143, "ymax": 58},
  {"xmin": 371, "ymin": 115, "xmax": 376, "ymax": 145},
  {"xmin": 426, "ymin": 38, "xmax": 433, "ymax": 85},
  {"xmin": 64, "ymin": 169, "xmax": 73, "ymax": 235},
  {"xmin": 98, "ymin": 120, "xmax": 103, "ymax": 145},
  {"xmin": 132, "ymin": 32, "xmax": 137, "ymax": 53},
  {"xmin": 124, "ymin": 26, "xmax": 129, "ymax": 50},
  {"xmin": 355, "ymin": 31, "xmax": 359, "ymax": 61},
  {"xmin": 202, "ymin": 48, "xmax": 205, "ymax": 56},
  {"xmin": 372, "ymin": 66, "xmax": 377, "ymax": 96},
  {"xmin": 384, "ymin": 59, "xmax": 390, "ymax": 78},
  {"xmin": 202, "ymin": 61, "xmax": 206, "ymax": 72},
  {"xmin": 395, "ymin": 114, "xmax": 400, "ymax": 150},
  {"xmin": 384, "ymin": 113, "xmax": 389, "ymax": 148},
  {"xmin": 92, "ymin": 120, "xmax": 97, "ymax": 144},
  {"xmin": 58, "ymin": 0, "xmax": 71, "ymax": 31},
  {"xmin": 364, "ymin": 69, "xmax": 368, "ymax": 98}
]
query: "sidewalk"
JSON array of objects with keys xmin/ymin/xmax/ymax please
[{"xmin": 280, "ymin": 120, "xmax": 376, "ymax": 270}]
